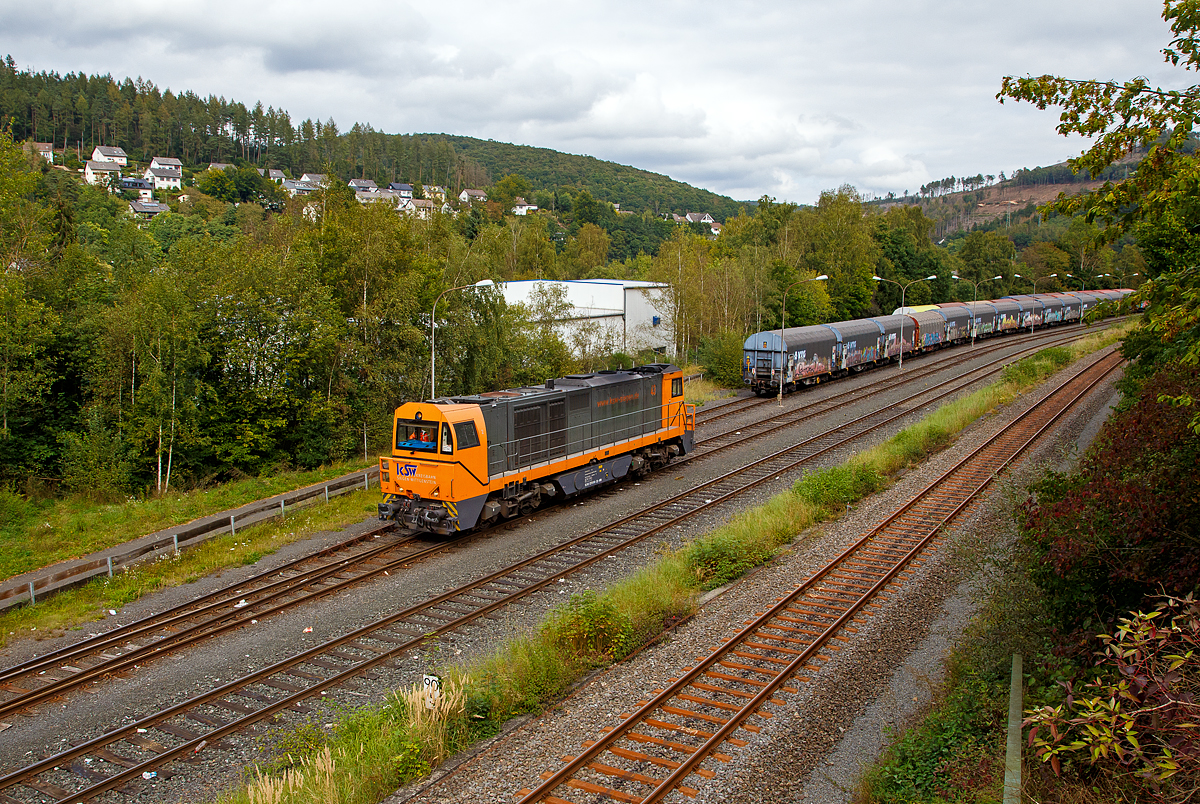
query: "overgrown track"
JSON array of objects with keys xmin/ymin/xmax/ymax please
[{"xmin": 515, "ymin": 348, "xmax": 1125, "ymax": 804}]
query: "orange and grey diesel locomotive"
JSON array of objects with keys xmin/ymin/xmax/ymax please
[{"xmin": 378, "ymin": 363, "xmax": 696, "ymax": 535}]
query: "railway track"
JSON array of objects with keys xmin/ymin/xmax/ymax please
[
  {"xmin": 0, "ymin": 329, "xmax": 1120, "ymax": 801},
  {"xmin": 0, "ymin": 322, "xmax": 1102, "ymax": 724},
  {"xmin": 0, "ymin": 524, "xmax": 448, "ymax": 719},
  {"xmin": 515, "ymin": 348, "xmax": 1125, "ymax": 804}
]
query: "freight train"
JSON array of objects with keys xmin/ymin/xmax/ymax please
[
  {"xmin": 743, "ymin": 289, "xmax": 1132, "ymax": 395},
  {"xmin": 378, "ymin": 364, "xmax": 696, "ymax": 535}
]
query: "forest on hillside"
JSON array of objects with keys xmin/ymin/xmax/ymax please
[{"xmin": 0, "ymin": 57, "xmax": 742, "ymax": 220}]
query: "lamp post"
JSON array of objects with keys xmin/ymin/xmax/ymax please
[
  {"xmin": 430, "ymin": 279, "xmax": 495, "ymax": 399},
  {"xmin": 872, "ymin": 274, "xmax": 936, "ymax": 369},
  {"xmin": 952, "ymin": 274, "xmax": 1002, "ymax": 342},
  {"xmin": 777, "ymin": 274, "xmax": 829, "ymax": 405},
  {"xmin": 1032, "ymin": 273, "xmax": 1058, "ymax": 291}
]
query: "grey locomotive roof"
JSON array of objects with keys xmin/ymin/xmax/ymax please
[{"xmin": 445, "ymin": 364, "xmax": 678, "ymax": 406}]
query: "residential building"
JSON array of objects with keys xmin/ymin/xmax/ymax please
[
  {"xmin": 121, "ymin": 177, "xmax": 154, "ymax": 201},
  {"xmin": 149, "ymin": 156, "xmax": 182, "ymax": 172},
  {"xmin": 282, "ymin": 179, "xmax": 319, "ymax": 197},
  {"xmin": 208, "ymin": 162, "xmax": 234, "ymax": 172},
  {"xmin": 91, "ymin": 145, "xmax": 128, "ymax": 166},
  {"xmin": 348, "ymin": 178, "xmax": 378, "ymax": 192},
  {"xmin": 685, "ymin": 212, "xmax": 715, "ymax": 225},
  {"xmin": 267, "ymin": 169, "xmax": 286, "ymax": 183},
  {"xmin": 129, "ymin": 200, "xmax": 170, "ymax": 218},
  {"xmin": 398, "ymin": 198, "xmax": 449, "ymax": 219},
  {"xmin": 26, "ymin": 142, "xmax": 54, "ymax": 163},
  {"xmin": 459, "ymin": 188, "xmax": 487, "ymax": 204},
  {"xmin": 144, "ymin": 167, "xmax": 183, "ymax": 191},
  {"xmin": 356, "ymin": 188, "xmax": 401, "ymax": 205},
  {"xmin": 84, "ymin": 160, "xmax": 122, "ymax": 186},
  {"xmin": 300, "ymin": 173, "xmax": 327, "ymax": 185},
  {"xmin": 426, "ymin": 185, "xmax": 447, "ymax": 202},
  {"xmin": 512, "ymin": 197, "xmax": 538, "ymax": 216},
  {"xmin": 388, "ymin": 182, "xmax": 414, "ymax": 198}
]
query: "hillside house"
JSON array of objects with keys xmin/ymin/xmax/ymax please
[
  {"xmin": 121, "ymin": 177, "xmax": 154, "ymax": 200},
  {"xmin": 685, "ymin": 212, "xmax": 715, "ymax": 224},
  {"xmin": 91, "ymin": 145, "xmax": 128, "ymax": 166},
  {"xmin": 348, "ymin": 179, "xmax": 378, "ymax": 192},
  {"xmin": 426, "ymin": 185, "xmax": 447, "ymax": 202},
  {"xmin": 26, "ymin": 142, "xmax": 54, "ymax": 163},
  {"xmin": 208, "ymin": 162, "xmax": 234, "ymax": 172},
  {"xmin": 129, "ymin": 200, "xmax": 169, "ymax": 219},
  {"xmin": 398, "ymin": 198, "xmax": 450, "ymax": 219},
  {"xmin": 512, "ymin": 197, "xmax": 538, "ymax": 216},
  {"xmin": 388, "ymin": 182, "xmax": 414, "ymax": 198},
  {"xmin": 300, "ymin": 173, "xmax": 327, "ymax": 185},
  {"xmin": 459, "ymin": 188, "xmax": 487, "ymax": 204},
  {"xmin": 267, "ymin": 169, "xmax": 286, "ymax": 183},
  {"xmin": 283, "ymin": 179, "xmax": 320, "ymax": 197},
  {"xmin": 144, "ymin": 167, "xmax": 183, "ymax": 191},
  {"xmin": 85, "ymin": 160, "xmax": 121, "ymax": 186},
  {"xmin": 150, "ymin": 156, "xmax": 182, "ymax": 172},
  {"xmin": 356, "ymin": 188, "xmax": 400, "ymax": 205}
]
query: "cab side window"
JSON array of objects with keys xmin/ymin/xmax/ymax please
[
  {"xmin": 454, "ymin": 421, "xmax": 481, "ymax": 449},
  {"xmin": 671, "ymin": 377, "xmax": 683, "ymax": 398},
  {"xmin": 440, "ymin": 424, "xmax": 453, "ymax": 454}
]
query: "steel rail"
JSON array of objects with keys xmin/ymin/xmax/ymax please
[
  {"xmin": 0, "ymin": 528, "xmax": 477, "ymax": 718},
  {"xmin": 516, "ymin": 349, "xmax": 1124, "ymax": 803}
]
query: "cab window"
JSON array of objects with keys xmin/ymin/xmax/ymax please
[
  {"xmin": 397, "ymin": 421, "xmax": 437, "ymax": 450},
  {"xmin": 440, "ymin": 424, "xmax": 453, "ymax": 454},
  {"xmin": 671, "ymin": 377, "xmax": 683, "ymax": 398},
  {"xmin": 454, "ymin": 421, "xmax": 481, "ymax": 449}
]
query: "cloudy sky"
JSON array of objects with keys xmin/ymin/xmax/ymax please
[{"xmin": 0, "ymin": 0, "xmax": 1184, "ymax": 203}]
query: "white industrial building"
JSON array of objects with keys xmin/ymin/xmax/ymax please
[{"xmin": 497, "ymin": 279, "xmax": 672, "ymax": 357}]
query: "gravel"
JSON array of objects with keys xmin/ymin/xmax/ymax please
[
  {"xmin": 0, "ymin": 334, "xmax": 1118, "ymax": 804},
  {"xmin": 395, "ymin": 346, "xmax": 1124, "ymax": 804}
]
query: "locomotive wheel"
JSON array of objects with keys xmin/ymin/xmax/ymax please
[{"xmin": 518, "ymin": 493, "xmax": 541, "ymax": 517}]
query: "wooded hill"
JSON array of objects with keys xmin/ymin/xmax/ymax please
[{"xmin": 0, "ymin": 57, "xmax": 744, "ymax": 220}]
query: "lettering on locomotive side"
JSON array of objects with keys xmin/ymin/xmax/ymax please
[
  {"xmin": 399, "ymin": 463, "xmax": 418, "ymax": 477},
  {"xmin": 597, "ymin": 392, "xmax": 640, "ymax": 407}
]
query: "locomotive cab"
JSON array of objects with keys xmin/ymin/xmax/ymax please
[{"xmin": 378, "ymin": 402, "xmax": 491, "ymax": 535}]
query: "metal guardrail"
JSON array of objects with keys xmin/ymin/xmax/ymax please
[{"xmin": 0, "ymin": 467, "xmax": 379, "ymax": 612}]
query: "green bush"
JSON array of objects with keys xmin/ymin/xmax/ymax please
[
  {"xmin": 697, "ymin": 329, "xmax": 748, "ymax": 387},
  {"xmin": 542, "ymin": 591, "xmax": 634, "ymax": 661}
]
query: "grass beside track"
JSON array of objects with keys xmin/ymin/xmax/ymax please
[
  {"xmin": 0, "ymin": 490, "xmax": 379, "ymax": 648},
  {"xmin": 0, "ymin": 461, "xmax": 373, "ymax": 586},
  {"xmin": 216, "ymin": 325, "xmax": 1130, "ymax": 804}
]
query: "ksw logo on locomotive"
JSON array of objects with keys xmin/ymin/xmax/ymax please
[{"xmin": 399, "ymin": 464, "xmax": 419, "ymax": 477}]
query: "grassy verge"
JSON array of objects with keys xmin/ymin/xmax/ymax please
[
  {"xmin": 216, "ymin": 328, "xmax": 1129, "ymax": 804},
  {"xmin": 0, "ymin": 460, "xmax": 373, "ymax": 584},
  {"xmin": 683, "ymin": 376, "xmax": 736, "ymax": 407},
  {"xmin": 0, "ymin": 490, "xmax": 379, "ymax": 648}
]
